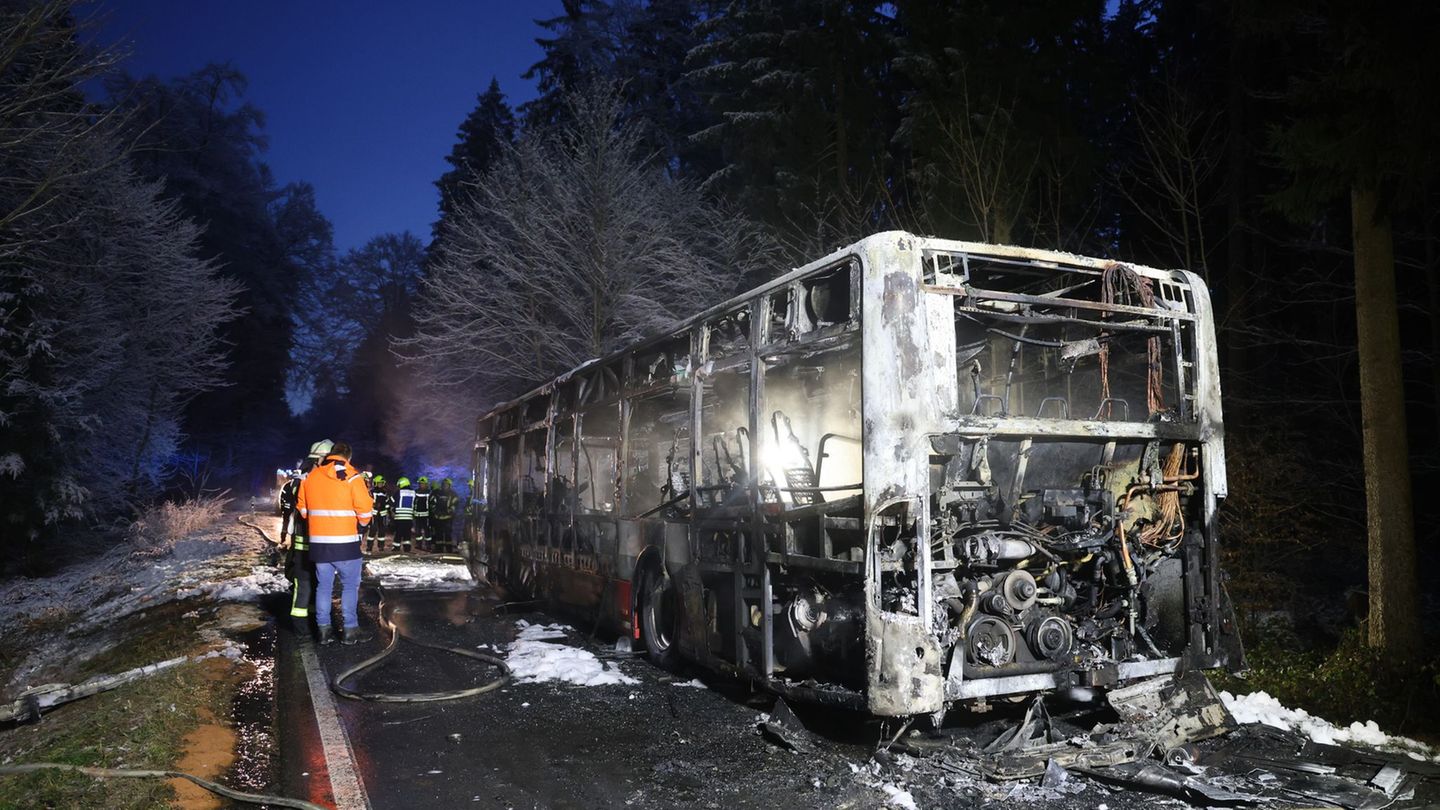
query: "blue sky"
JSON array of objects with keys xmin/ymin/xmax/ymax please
[{"xmin": 86, "ymin": 1, "xmax": 562, "ymax": 251}]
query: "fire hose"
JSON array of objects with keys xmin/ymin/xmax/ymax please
[
  {"xmin": 0, "ymin": 763, "xmax": 327, "ymax": 809},
  {"xmin": 329, "ymin": 586, "xmax": 512, "ymax": 702},
  {"xmin": 239, "ymin": 516, "xmax": 512, "ymax": 700}
]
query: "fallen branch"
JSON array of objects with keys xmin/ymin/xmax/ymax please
[
  {"xmin": 0, "ymin": 762, "xmax": 327, "ymax": 809},
  {"xmin": 1, "ymin": 655, "xmax": 188, "ymax": 723}
]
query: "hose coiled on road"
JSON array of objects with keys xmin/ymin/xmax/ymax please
[{"xmin": 330, "ymin": 586, "xmax": 511, "ymax": 702}]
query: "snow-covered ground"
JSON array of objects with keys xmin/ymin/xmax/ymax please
[
  {"xmin": 0, "ymin": 513, "xmax": 286, "ymax": 692},
  {"xmin": 364, "ymin": 555, "xmax": 474, "ymax": 591},
  {"xmin": 1221, "ymin": 689, "xmax": 1438, "ymax": 760},
  {"xmin": 504, "ymin": 619, "xmax": 637, "ymax": 687}
]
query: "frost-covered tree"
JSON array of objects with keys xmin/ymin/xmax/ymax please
[
  {"xmin": 109, "ymin": 63, "xmax": 306, "ymax": 484},
  {"xmin": 407, "ymin": 85, "xmax": 776, "ymax": 404},
  {"xmin": 0, "ymin": 1, "xmax": 239, "ymax": 564}
]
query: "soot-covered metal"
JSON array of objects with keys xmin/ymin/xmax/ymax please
[{"xmin": 469, "ymin": 233, "xmax": 1243, "ymax": 718}]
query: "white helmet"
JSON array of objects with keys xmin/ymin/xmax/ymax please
[{"xmin": 308, "ymin": 438, "xmax": 334, "ymax": 460}]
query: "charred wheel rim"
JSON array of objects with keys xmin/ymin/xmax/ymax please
[{"xmin": 644, "ymin": 576, "xmax": 674, "ymax": 655}]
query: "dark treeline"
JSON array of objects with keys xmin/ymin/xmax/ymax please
[
  {"xmin": 415, "ymin": 0, "xmax": 1440, "ymax": 697},
  {"xmin": 2, "ymin": 0, "xmax": 1437, "ymax": 707}
]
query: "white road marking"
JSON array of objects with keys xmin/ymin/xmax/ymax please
[{"xmin": 299, "ymin": 640, "xmax": 371, "ymax": 809}]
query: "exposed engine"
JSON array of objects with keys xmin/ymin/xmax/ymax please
[{"xmin": 917, "ymin": 435, "xmax": 1200, "ymax": 688}]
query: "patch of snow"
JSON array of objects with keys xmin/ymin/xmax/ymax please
[
  {"xmin": 670, "ymin": 678, "xmax": 707, "ymax": 688},
  {"xmin": 197, "ymin": 640, "xmax": 246, "ymax": 661},
  {"xmin": 196, "ymin": 566, "xmax": 289, "ymax": 602},
  {"xmin": 879, "ymin": 783, "xmax": 918, "ymax": 809},
  {"xmin": 365, "ymin": 556, "xmax": 474, "ymax": 590},
  {"xmin": 0, "ymin": 514, "xmax": 280, "ymax": 692},
  {"xmin": 1221, "ymin": 690, "xmax": 1438, "ymax": 760},
  {"xmin": 505, "ymin": 620, "xmax": 637, "ymax": 687}
]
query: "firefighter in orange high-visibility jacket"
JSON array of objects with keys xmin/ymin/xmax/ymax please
[{"xmin": 297, "ymin": 442, "xmax": 375, "ymax": 645}]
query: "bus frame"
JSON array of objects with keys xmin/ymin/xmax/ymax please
[{"xmin": 466, "ymin": 232, "xmax": 1243, "ymax": 717}]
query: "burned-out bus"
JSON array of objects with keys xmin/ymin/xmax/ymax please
[{"xmin": 466, "ymin": 232, "xmax": 1242, "ymax": 717}]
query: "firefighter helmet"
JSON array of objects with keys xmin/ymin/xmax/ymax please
[
  {"xmin": 396, "ymin": 477, "xmax": 411, "ymax": 489},
  {"xmin": 417, "ymin": 476, "xmax": 429, "ymax": 485},
  {"xmin": 374, "ymin": 474, "xmax": 386, "ymax": 485},
  {"xmin": 442, "ymin": 477, "xmax": 453, "ymax": 487},
  {"xmin": 307, "ymin": 438, "xmax": 334, "ymax": 460}
]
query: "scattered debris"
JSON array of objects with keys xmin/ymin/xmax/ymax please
[
  {"xmin": 826, "ymin": 672, "xmax": 1440, "ymax": 807},
  {"xmin": 758, "ymin": 698, "xmax": 818, "ymax": 754}
]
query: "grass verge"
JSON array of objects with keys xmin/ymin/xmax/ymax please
[
  {"xmin": 0, "ymin": 656, "xmax": 240, "ymax": 809},
  {"xmin": 1212, "ymin": 623, "xmax": 1440, "ymax": 742}
]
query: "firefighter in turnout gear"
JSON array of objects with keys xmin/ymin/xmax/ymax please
[
  {"xmin": 280, "ymin": 439, "xmax": 332, "ymax": 635},
  {"xmin": 392, "ymin": 477, "xmax": 416, "ymax": 552},
  {"xmin": 431, "ymin": 477, "xmax": 458, "ymax": 553},
  {"xmin": 368, "ymin": 474, "xmax": 390, "ymax": 552},
  {"xmin": 414, "ymin": 476, "xmax": 432, "ymax": 551}
]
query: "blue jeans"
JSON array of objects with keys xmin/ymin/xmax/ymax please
[{"xmin": 314, "ymin": 557, "xmax": 364, "ymax": 629}]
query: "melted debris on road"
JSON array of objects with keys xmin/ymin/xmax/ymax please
[{"xmin": 758, "ymin": 670, "xmax": 1440, "ymax": 809}]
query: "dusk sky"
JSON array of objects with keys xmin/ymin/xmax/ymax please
[{"xmin": 86, "ymin": 1, "xmax": 563, "ymax": 251}]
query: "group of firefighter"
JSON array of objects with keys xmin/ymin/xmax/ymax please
[
  {"xmin": 276, "ymin": 439, "xmax": 473, "ymax": 640},
  {"xmin": 277, "ymin": 460, "xmax": 464, "ymax": 555},
  {"xmin": 363, "ymin": 471, "xmax": 462, "ymax": 554}
]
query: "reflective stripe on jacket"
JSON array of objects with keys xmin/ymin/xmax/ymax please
[
  {"xmin": 393, "ymin": 488, "xmax": 416, "ymax": 520},
  {"xmin": 297, "ymin": 454, "xmax": 374, "ymax": 562}
]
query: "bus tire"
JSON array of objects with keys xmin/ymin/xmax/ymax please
[{"xmin": 641, "ymin": 572, "xmax": 679, "ymax": 671}]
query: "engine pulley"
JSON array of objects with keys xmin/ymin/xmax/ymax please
[
  {"xmin": 1000, "ymin": 570, "xmax": 1038, "ymax": 612},
  {"xmin": 966, "ymin": 616, "xmax": 1018, "ymax": 666},
  {"xmin": 1026, "ymin": 615, "xmax": 1074, "ymax": 661}
]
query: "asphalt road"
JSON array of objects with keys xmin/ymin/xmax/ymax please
[
  {"xmin": 273, "ymin": 582, "xmax": 891, "ymax": 809},
  {"xmin": 268, "ymin": 578, "xmax": 1440, "ymax": 810}
]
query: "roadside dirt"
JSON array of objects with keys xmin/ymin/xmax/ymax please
[{"xmin": 170, "ymin": 701, "xmax": 238, "ymax": 809}]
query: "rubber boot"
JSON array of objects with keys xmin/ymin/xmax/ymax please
[
  {"xmin": 289, "ymin": 616, "xmax": 310, "ymax": 636},
  {"xmin": 318, "ymin": 625, "xmax": 336, "ymax": 646},
  {"xmin": 342, "ymin": 626, "xmax": 374, "ymax": 646}
]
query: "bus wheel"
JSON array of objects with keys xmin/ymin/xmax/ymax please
[{"xmin": 641, "ymin": 573, "xmax": 678, "ymax": 670}]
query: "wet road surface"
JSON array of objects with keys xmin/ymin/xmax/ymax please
[
  {"xmin": 274, "ymin": 582, "xmax": 888, "ymax": 809},
  {"xmin": 270, "ymin": 577, "xmax": 1440, "ymax": 810}
]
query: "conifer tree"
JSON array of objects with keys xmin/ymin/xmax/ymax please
[{"xmin": 434, "ymin": 78, "xmax": 517, "ymax": 238}]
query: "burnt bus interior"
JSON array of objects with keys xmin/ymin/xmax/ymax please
[{"xmin": 469, "ymin": 234, "xmax": 1241, "ymax": 716}]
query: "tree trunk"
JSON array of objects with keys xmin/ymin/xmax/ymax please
[
  {"xmin": 1351, "ymin": 184, "xmax": 1421, "ymax": 658},
  {"xmin": 1223, "ymin": 15, "xmax": 1249, "ymax": 391}
]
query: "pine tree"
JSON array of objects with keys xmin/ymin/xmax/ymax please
[
  {"xmin": 685, "ymin": 0, "xmax": 899, "ymax": 257},
  {"xmin": 520, "ymin": 0, "xmax": 637, "ymax": 131},
  {"xmin": 434, "ymin": 78, "xmax": 517, "ymax": 238},
  {"xmin": 612, "ymin": 0, "xmax": 717, "ymax": 178},
  {"xmin": 891, "ymin": 0, "xmax": 1106, "ymax": 248}
]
